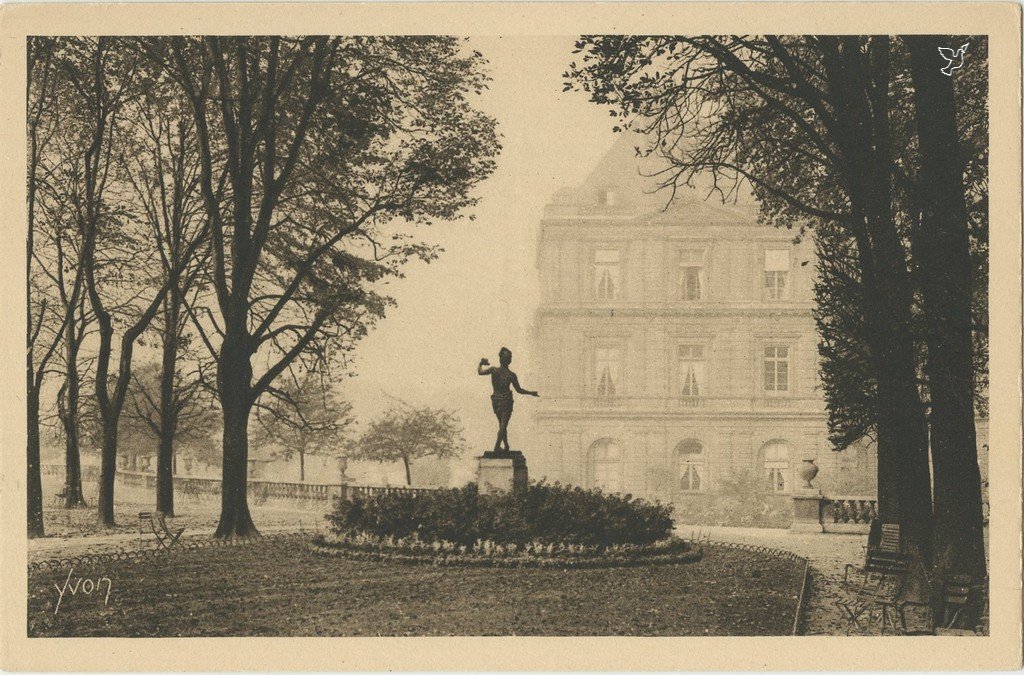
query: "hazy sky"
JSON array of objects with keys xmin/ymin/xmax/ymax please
[{"xmin": 346, "ymin": 35, "xmax": 619, "ymax": 471}]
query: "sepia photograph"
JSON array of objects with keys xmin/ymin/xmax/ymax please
[{"xmin": 1, "ymin": 2, "xmax": 1021, "ymax": 670}]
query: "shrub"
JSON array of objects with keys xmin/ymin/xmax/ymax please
[
  {"xmin": 673, "ymin": 469, "xmax": 791, "ymax": 528},
  {"xmin": 326, "ymin": 481, "xmax": 674, "ymax": 548}
]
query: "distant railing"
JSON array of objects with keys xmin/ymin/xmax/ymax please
[
  {"xmin": 44, "ymin": 465, "xmax": 441, "ymax": 504},
  {"xmin": 41, "ymin": 463, "xmax": 100, "ymax": 481},
  {"xmin": 341, "ymin": 484, "xmax": 443, "ymax": 500},
  {"xmin": 115, "ymin": 471, "xmax": 341, "ymax": 502}
]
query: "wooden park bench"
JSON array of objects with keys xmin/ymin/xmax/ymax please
[
  {"xmin": 138, "ymin": 511, "xmax": 185, "ymax": 549},
  {"xmin": 838, "ymin": 523, "xmax": 911, "ymax": 633}
]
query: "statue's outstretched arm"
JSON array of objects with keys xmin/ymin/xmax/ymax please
[
  {"xmin": 478, "ymin": 358, "xmax": 494, "ymax": 376},
  {"xmin": 512, "ymin": 373, "xmax": 540, "ymax": 397}
]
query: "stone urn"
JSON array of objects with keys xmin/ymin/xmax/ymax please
[{"xmin": 799, "ymin": 458, "xmax": 819, "ymax": 489}]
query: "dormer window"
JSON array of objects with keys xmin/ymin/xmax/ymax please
[{"xmin": 599, "ymin": 188, "xmax": 617, "ymax": 206}]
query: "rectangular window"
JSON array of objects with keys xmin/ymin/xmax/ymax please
[
  {"xmin": 594, "ymin": 249, "xmax": 621, "ymax": 300},
  {"xmin": 763, "ymin": 250, "xmax": 790, "ymax": 301},
  {"xmin": 680, "ymin": 463, "xmax": 703, "ymax": 492},
  {"xmin": 594, "ymin": 347, "xmax": 622, "ymax": 401},
  {"xmin": 763, "ymin": 345, "xmax": 790, "ymax": 392},
  {"xmin": 677, "ymin": 344, "xmax": 706, "ymax": 400},
  {"xmin": 678, "ymin": 249, "xmax": 705, "ymax": 301}
]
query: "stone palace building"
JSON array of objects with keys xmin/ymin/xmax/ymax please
[{"xmin": 529, "ymin": 136, "xmax": 988, "ymax": 526}]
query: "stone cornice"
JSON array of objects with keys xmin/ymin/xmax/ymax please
[
  {"xmin": 535, "ymin": 410, "xmax": 828, "ymax": 423},
  {"xmin": 535, "ymin": 303, "xmax": 816, "ymax": 319}
]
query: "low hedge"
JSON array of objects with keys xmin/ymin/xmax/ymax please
[{"xmin": 326, "ymin": 481, "xmax": 675, "ymax": 548}]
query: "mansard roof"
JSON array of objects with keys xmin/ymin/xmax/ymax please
[{"xmin": 544, "ymin": 132, "xmax": 762, "ymax": 226}]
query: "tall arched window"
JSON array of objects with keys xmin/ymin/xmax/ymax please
[
  {"xmin": 587, "ymin": 439, "xmax": 623, "ymax": 493},
  {"xmin": 761, "ymin": 440, "xmax": 791, "ymax": 493},
  {"xmin": 675, "ymin": 439, "xmax": 704, "ymax": 492}
]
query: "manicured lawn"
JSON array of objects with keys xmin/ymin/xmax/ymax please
[{"xmin": 28, "ymin": 539, "xmax": 803, "ymax": 636}]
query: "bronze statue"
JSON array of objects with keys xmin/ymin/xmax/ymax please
[{"xmin": 478, "ymin": 347, "xmax": 539, "ymax": 454}]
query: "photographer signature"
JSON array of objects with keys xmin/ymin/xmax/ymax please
[{"xmin": 53, "ymin": 567, "xmax": 112, "ymax": 615}]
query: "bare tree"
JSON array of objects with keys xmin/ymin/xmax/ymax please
[
  {"xmin": 350, "ymin": 405, "xmax": 466, "ymax": 486},
  {"xmin": 26, "ymin": 36, "xmax": 74, "ymax": 536},
  {"xmin": 31, "ymin": 144, "xmax": 98, "ymax": 510},
  {"xmin": 253, "ymin": 369, "xmax": 352, "ymax": 482},
  {"xmin": 120, "ymin": 65, "xmax": 210, "ymax": 516},
  {"xmin": 55, "ymin": 37, "xmax": 208, "ymax": 526},
  {"xmin": 123, "ymin": 359, "xmax": 217, "ymax": 512},
  {"xmin": 148, "ymin": 36, "xmax": 499, "ymax": 537}
]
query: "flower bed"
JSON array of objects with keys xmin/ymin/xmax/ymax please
[{"xmin": 310, "ymin": 532, "xmax": 701, "ymax": 568}]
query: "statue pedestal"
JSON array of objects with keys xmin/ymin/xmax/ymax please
[
  {"xmin": 476, "ymin": 451, "xmax": 528, "ymax": 494},
  {"xmin": 790, "ymin": 489, "xmax": 825, "ymax": 533}
]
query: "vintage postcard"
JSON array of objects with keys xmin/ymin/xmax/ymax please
[{"xmin": 0, "ymin": 1, "xmax": 1021, "ymax": 671}]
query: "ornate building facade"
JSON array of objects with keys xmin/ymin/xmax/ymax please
[
  {"xmin": 531, "ymin": 137, "xmax": 991, "ymax": 525},
  {"xmin": 531, "ymin": 137, "xmax": 919, "ymax": 525}
]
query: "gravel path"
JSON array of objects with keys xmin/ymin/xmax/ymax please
[
  {"xmin": 29, "ymin": 497, "xmax": 322, "ymax": 563},
  {"xmin": 676, "ymin": 525, "xmax": 924, "ymax": 635}
]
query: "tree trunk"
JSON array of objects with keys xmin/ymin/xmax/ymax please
[
  {"xmin": 27, "ymin": 384, "xmax": 45, "ymax": 538},
  {"xmin": 859, "ymin": 247, "xmax": 933, "ymax": 563},
  {"xmin": 402, "ymin": 455, "xmax": 412, "ymax": 486},
  {"xmin": 92, "ymin": 311, "xmax": 120, "ymax": 528},
  {"xmin": 299, "ymin": 448, "xmax": 305, "ymax": 482},
  {"xmin": 861, "ymin": 236, "xmax": 934, "ymax": 566},
  {"xmin": 156, "ymin": 427, "xmax": 175, "ymax": 515},
  {"xmin": 215, "ymin": 332, "xmax": 259, "ymax": 539},
  {"xmin": 97, "ymin": 421, "xmax": 117, "ymax": 527},
  {"xmin": 156, "ymin": 294, "xmax": 180, "ymax": 516},
  {"xmin": 906, "ymin": 36, "xmax": 987, "ymax": 581},
  {"xmin": 61, "ymin": 326, "xmax": 86, "ymax": 508},
  {"xmin": 821, "ymin": 36, "xmax": 934, "ymax": 564}
]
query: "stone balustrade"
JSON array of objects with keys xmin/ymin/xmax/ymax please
[
  {"xmin": 341, "ymin": 485, "xmax": 442, "ymax": 500},
  {"xmin": 790, "ymin": 490, "xmax": 879, "ymax": 534},
  {"xmin": 824, "ymin": 495, "xmax": 878, "ymax": 526},
  {"xmin": 45, "ymin": 465, "xmax": 443, "ymax": 505}
]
